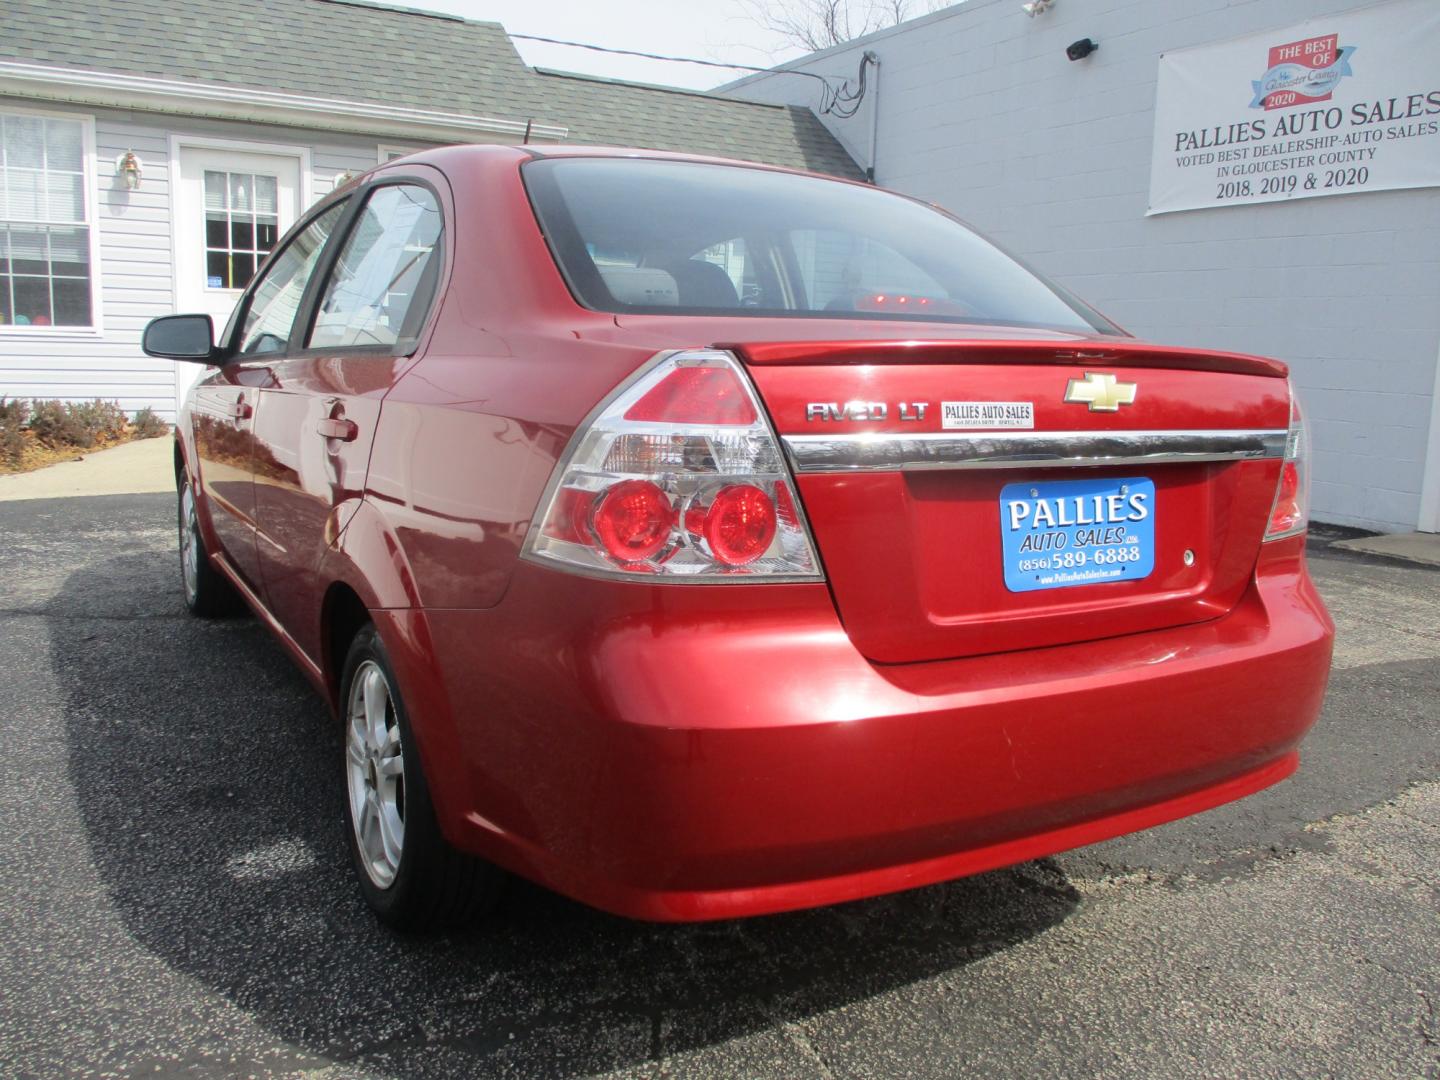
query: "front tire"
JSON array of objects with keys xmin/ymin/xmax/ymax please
[
  {"xmin": 341, "ymin": 624, "xmax": 504, "ymax": 930},
  {"xmin": 178, "ymin": 476, "xmax": 240, "ymax": 616}
]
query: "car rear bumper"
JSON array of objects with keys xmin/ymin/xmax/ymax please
[{"xmin": 379, "ymin": 535, "xmax": 1333, "ymax": 922}]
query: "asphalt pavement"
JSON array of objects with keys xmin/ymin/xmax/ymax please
[{"xmin": 0, "ymin": 493, "xmax": 1436, "ymax": 1079}]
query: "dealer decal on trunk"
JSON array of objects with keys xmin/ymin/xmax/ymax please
[{"xmin": 941, "ymin": 401, "xmax": 1035, "ymax": 429}]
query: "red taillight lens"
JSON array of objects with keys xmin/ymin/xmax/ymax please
[
  {"xmin": 705, "ymin": 484, "xmax": 777, "ymax": 566},
  {"xmin": 1268, "ymin": 460, "xmax": 1302, "ymax": 535},
  {"xmin": 624, "ymin": 365, "xmax": 757, "ymax": 425},
  {"xmin": 592, "ymin": 480, "xmax": 675, "ymax": 563}
]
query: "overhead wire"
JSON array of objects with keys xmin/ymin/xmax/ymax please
[{"xmin": 823, "ymin": 52, "xmax": 874, "ymax": 119}]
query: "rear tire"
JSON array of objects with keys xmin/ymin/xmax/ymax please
[
  {"xmin": 178, "ymin": 476, "xmax": 240, "ymax": 617},
  {"xmin": 340, "ymin": 624, "xmax": 504, "ymax": 930}
]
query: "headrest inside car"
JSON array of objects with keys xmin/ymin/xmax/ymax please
[
  {"xmin": 597, "ymin": 266, "xmax": 678, "ymax": 307},
  {"xmin": 665, "ymin": 260, "xmax": 740, "ymax": 308}
]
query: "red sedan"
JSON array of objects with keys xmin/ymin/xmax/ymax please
[{"xmin": 143, "ymin": 146, "xmax": 1334, "ymax": 929}]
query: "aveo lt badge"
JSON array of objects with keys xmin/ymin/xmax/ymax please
[
  {"xmin": 1064, "ymin": 371, "xmax": 1137, "ymax": 412},
  {"xmin": 805, "ymin": 401, "xmax": 929, "ymax": 422}
]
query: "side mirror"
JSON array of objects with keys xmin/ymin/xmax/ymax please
[{"xmin": 142, "ymin": 314, "xmax": 217, "ymax": 362}]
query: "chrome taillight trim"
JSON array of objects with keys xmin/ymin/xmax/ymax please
[{"xmin": 781, "ymin": 429, "xmax": 1289, "ymax": 473}]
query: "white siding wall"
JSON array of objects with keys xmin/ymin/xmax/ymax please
[
  {"xmin": 0, "ymin": 97, "xmax": 430, "ymax": 421},
  {"xmin": 728, "ymin": 0, "xmax": 1440, "ymax": 533}
]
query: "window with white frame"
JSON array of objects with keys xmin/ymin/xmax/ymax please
[
  {"xmin": 0, "ymin": 112, "xmax": 93, "ymax": 328},
  {"xmin": 377, "ymin": 145, "xmax": 424, "ymax": 164},
  {"xmin": 204, "ymin": 170, "xmax": 279, "ymax": 290}
]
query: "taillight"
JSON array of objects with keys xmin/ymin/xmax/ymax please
[
  {"xmin": 1264, "ymin": 384, "xmax": 1310, "ymax": 540},
  {"xmin": 624, "ymin": 365, "xmax": 757, "ymax": 425},
  {"xmin": 701, "ymin": 484, "xmax": 777, "ymax": 566},
  {"xmin": 592, "ymin": 480, "xmax": 676, "ymax": 563},
  {"xmin": 524, "ymin": 350, "xmax": 823, "ymax": 581}
]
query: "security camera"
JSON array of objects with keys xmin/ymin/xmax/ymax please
[
  {"xmin": 1066, "ymin": 37, "xmax": 1099, "ymax": 60},
  {"xmin": 1021, "ymin": 0, "xmax": 1053, "ymax": 16}
]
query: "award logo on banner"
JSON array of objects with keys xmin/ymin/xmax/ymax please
[{"xmin": 1251, "ymin": 34, "xmax": 1356, "ymax": 111}]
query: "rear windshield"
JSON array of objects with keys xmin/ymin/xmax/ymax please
[{"xmin": 522, "ymin": 157, "xmax": 1119, "ymax": 334}]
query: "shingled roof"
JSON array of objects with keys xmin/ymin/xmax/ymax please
[
  {"xmin": 0, "ymin": 0, "xmax": 860, "ymax": 178},
  {"xmin": 2, "ymin": 0, "xmax": 547, "ymax": 117}
]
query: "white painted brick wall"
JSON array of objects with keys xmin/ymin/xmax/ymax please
[{"xmin": 729, "ymin": 0, "xmax": 1440, "ymax": 532}]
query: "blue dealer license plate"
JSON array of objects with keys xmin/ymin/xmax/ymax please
[{"xmin": 999, "ymin": 476, "xmax": 1155, "ymax": 593}]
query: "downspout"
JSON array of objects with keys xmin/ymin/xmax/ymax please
[{"xmin": 866, "ymin": 50, "xmax": 880, "ymax": 184}]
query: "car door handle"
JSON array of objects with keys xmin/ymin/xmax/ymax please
[
  {"xmin": 317, "ymin": 417, "xmax": 359, "ymax": 441},
  {"xmin": 227, "ymin": 398, "xmax": 252, "ymax": 420}
]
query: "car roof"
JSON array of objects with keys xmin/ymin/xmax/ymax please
[{"xmin": 385, "ymin": 142, "xmax": 868, "ymax": 188}]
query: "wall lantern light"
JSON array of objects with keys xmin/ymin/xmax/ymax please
[
  {"xmin": 116, "ymin": 150, "xmax": 143, "ymax": 189},
  {"xmin": 1066, "ymin": 37, "xmax": 1099, "ymax": 61}
]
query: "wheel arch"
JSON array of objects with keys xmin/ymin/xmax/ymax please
[
  {"xmin": 172, "ymin": 430, "xmax": 226, "ymax": 560},
  {"xmin": 318, "ymin": 503, "xmax": 468, "ymax": 836},
  {"xmin": 321, "ymin": 581, "xmax": 373, "ymax": 708},
  {"xmin": 320, "ymin": 582, "xmax": 470, "ymax": 847}
]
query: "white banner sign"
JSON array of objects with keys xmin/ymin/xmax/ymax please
[{"xmin": 1148, "ymin": 0, "xmax": 1440, "ymax": 215}]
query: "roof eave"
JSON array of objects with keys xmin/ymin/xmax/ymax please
[{"xmin": 0, "ymin": 60, "xmax": 569, "ymax": 144}]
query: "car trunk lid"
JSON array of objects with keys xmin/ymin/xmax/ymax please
[{"xmin": 728, "ymin": 338, "xmax": 1291, "ymax": 663}]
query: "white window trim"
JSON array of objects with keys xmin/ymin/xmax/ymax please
[
  {"xmin": 0, "ymin": 101, "xmax": 104, "ymax": 340},
  {"xmin": 377, "ymin": 144, "xmax": 426, "ymax": 165}
]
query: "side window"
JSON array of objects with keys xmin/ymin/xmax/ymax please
[
  {"xmin": 237, "ymin": 202, "xmax": 346, "ymax": 355},
  {"xmin": 307, "ymin": 184, "xmax": 442, "ymax": 350}
]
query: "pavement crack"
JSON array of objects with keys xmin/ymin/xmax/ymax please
[
  {"xmin": 778, "ymin": 1018, "xmax": 837, "ymax": 1080},
  {"xmin": 1360, "ymin": 958, "xmax": 1440, "ymax": 1050},
  {"xmin": 1418, "ymin": 987, "xmax": 1438, "ymax": 1048}
]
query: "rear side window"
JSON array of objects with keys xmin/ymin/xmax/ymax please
[
  {"xmin": 237, "ymin": 201, "xmax": 346, "ymax": 355},
  {"xmin": 523, "ymin": 158, "xmax": 1119, "ymax": 334},
  {"xmin": 308, "ymin": 184, "xmax": 442, "ymax": 350}
]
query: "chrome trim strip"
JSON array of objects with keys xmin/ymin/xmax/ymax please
[{"xmin": 782, "ymin": 429, "xmax": 1289, "ymax": 473}]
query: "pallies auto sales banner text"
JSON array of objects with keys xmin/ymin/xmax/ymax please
[{"xmin": 1147, "ymin": 0, "xmax": 1440, "ymax": 214}]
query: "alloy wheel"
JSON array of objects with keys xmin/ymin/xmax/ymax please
[
  {"xmin": 180, "ymin": 483, "xmax": 200, "ymax": 604},
  {"xmin": 346, "ymin": 660, "xmax": 406, "ymax": 889}
]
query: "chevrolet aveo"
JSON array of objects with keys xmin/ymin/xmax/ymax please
[{"xmin": 143, "ymin": 145, "xmax": 1334, "ymax": 929}]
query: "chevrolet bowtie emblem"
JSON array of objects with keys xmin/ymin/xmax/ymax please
[{"xmin": 1064, "ymin": 371, "xmax": 1137, "ymax": 412}]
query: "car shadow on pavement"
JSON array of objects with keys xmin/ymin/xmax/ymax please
[{"xmin": 54, "ymin": 552, "xmax": 1078, "ymax": 1078}]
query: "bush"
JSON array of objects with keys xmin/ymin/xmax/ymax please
[
  {"xmin": 67, "ymin": 399, "xmax": 129, "ymax": 445},
  {"xmin": 0, "ymin": 397, "xmax": 27, "ymax": 467},
  {"xmin": 2, "ymin": 398, "xmax": 168, "ymax": 468},
  {"xmin": 26, "ymin": 399, "xmax": 78, "ymax": 447},
  {"xmin": 27, "ymin": 398, "xmax": 129, "ymax": 449},
  {"xmin": 131, "ymin": 406, "xmax": 170, "ymax": 439}
]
